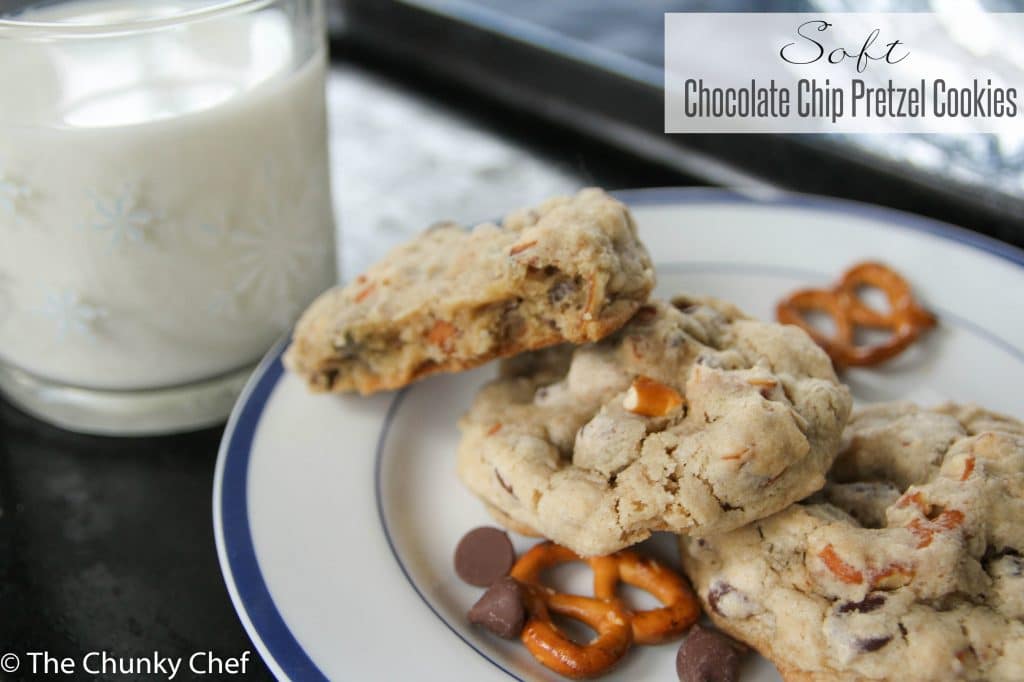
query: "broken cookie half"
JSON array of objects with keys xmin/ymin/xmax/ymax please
[{"xmin": 285, "ymin": 188, "xmax": 655, "ymax": 394}]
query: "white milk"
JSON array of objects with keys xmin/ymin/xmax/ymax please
[{"xmin": 0, "ymin": 1, "xmax": 336, "ymax": 390}]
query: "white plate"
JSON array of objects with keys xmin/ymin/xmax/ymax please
[{"xmin": 214, "ymin": 188, "xmax": 1024, "ymax": 681}]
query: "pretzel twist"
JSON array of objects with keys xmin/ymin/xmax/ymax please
[
  {"xmin": 510, "ymin": 541, "xmax": 700, "ymax": 678},
  {"xmin": 777, "ymin": 261, "xmax": 936, "ymax": 367},
  {"xmin": 590, "ymin": 550, "xmax": 701, "ymax": 645}
]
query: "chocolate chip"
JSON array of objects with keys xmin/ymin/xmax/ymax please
[
  {"xmin": 454, "ymin": 527, "xmax": 516, "ymax": 587},
  {"xmin": 855, "ymin": 635, "xmax": 892, "ymax": 653},
  {"xmin": 707, "ymin": 581, "xmax": 734, "ymax": 616},
  {"xmin": 499, "ymin": 309, "xmax": 526, "ymax": 342},
  {"xmin": 467, "ymin": 576, "xmax": 527, "ymax": 639},
  {"xmin": 548, "ymin": 280, "xmax": 575, "ymax": 304},
  {"xmin": 983, "ymin": 545, "xmax": 1021, "ymax": 562},
  {"xmin": 668, "ymin": 332, "xmax": 688, "ymax": 348},
  {"xmin": 695, "ymin": 353, "xmax": 723, "ymax": 368},
  {"xmin": 676, "ymin": 626, "xmax": 743, "ymax": 682},
  {"xmin": 837, "ymin": 594, "xmax": 886, "ymax": 614},
  {"xmin": 633, "ymin": 304, "xmax": 659, "ymax": 323},
  {"xmin": 332, "ymin": 331, "xmax": 362, "ymax": 358}
]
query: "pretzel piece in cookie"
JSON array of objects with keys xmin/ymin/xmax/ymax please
[{"xmin": 777, "ymin": 261, "xmax": 936, "ymax": 367}]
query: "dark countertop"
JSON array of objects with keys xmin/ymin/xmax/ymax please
[{"xmin": 0, "ymin": 404, "xmax": 267, "ymax": 680}]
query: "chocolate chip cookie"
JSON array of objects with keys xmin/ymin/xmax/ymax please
[
  {"xmin": 285, "ymin": 188, "xmax": 655, "ymax": 394},
  {"xmin": 681, "ymin": 402, "xmax": 1024, "ymax": 681},
  {"xmin": 457, "ymin": 296, "xmax": 852, "ymax": 557}
]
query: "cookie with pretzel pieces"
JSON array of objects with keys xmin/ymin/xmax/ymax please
[
  {"xmin": 681, "ymin": 402, "xmax": 1024, "ymax": 681},
  {"xmin": 458, "ymin": 296, "xmax": 852, "ymax": 557},
  {"xmin": 777, "ymin": 261, "xmax": 936, "ymax": 368},
  {"xmin": 285, "ymin": 188, "xmax": 655, "ymax": 394}
]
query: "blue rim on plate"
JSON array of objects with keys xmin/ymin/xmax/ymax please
[{"xmin": 213, "ymin": 188, "xmax": 1024, "ymax": 680}]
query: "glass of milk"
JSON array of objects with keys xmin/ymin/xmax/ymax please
[{"xmin": 0, "ymin": 0, "xmax": 337, "ymax": 435}]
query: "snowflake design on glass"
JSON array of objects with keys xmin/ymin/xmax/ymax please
[
  {"xmin": 85, "ymin": 187, "xmax": 157, "ymax": 246},
  {"xmin": 38, "ymin": 289, "xmax": 107, "ymax": 341},
  {"xmin": 189, "ymin": 212, "xmax": 232, "ymax": 251},
  {"xmin": 0, "ymin": 168, "xmax": 31, "ymax": 217},
  {"xmin": 215, "ymin": 161, "xmax": 328, "ymax": 329},
  {"xmin": 206, "ymin": 288, "xmax": 243, "ymax": 321},
  {"xmin": 228, "ymin": 219, "xmax": 318, "ymax": 330},
  {"xmin": 198, "ymin": 220, "xmax": 227, "ymax": 241}
]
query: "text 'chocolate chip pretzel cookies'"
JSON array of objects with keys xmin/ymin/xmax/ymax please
[
  {"xmin": 285, "ymin": 188, "xmax": 655, "ymax": 394},
  {"xmin": 681, "ymin": 403, "xmax": 1024, "ymax": 682},
  {"xmin": 458, "ymin": 296, "xmax": 852, "ymax": 557}
]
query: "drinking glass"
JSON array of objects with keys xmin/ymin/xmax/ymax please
[{"xmin": 0, "ymin": 0, "xmax": 337, "ymax": 434}]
